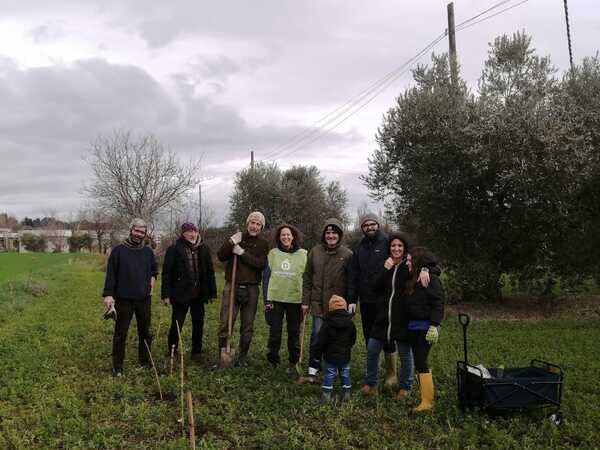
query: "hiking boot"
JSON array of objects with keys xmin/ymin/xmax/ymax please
[
  {"xmin": 360, "ymin": 384, "xmax": 376, "ymax": 398},
  {"xmin": 395, "ymin": 389, "xmax": 409, "ymax": 401},
  {"xmin": 112, "ymin": 368, "xmax": 123, "ymax": 378},
  {"xmin": 235, "ymin": 354, "xmax": 249, "ymax": 368}
]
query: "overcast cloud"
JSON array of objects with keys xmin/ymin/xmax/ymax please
[{"xmin": 0, "ymin": 0, "xmax": 598, "ymax": 224}]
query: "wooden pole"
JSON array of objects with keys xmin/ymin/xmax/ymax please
[
  {"xmin": 186, "ymin": 391, "xmax": 196, "ymax": 450},
  {"xmin": 447, "ymin": 2, "xmax": 458, "ymax": 91},
  {"xmin": 175, "ymin": 321, "xmax": 185, "ymax": 434},
  {"xmin": 144, "ymin": 339, "xmax": 163, "ymax": 401},
  {"xmin": 170, "ymin": 344, "xmax": 175, "ymax": 376}
]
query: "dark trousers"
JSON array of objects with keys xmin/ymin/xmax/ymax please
[
  {"xmin": 407, "ymin": 330, "xmax": 432, "ymax": 373},
  {"xmin": 218, "ymin": 282, "xmax": 259, "ymax": 356},
  {"xmin": 266, "ymin": 302, "xmax": 302, "ymax": 365},
  {"xmin": 360, "ymin": 301, "xmax": 395, "ymax": 353},
  {"xmin": 113, "ymin": 297, "xmax": 152, "ymax": 370},
  {"xmin": 359, "ymin": 302, "xmax": 377, "ymax": 347},
  {"xmin": 168, "ymin": 300, "xmax": 205, "ymax": 355}
]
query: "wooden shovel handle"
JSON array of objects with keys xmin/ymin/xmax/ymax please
[{"xmin": 226, "ymin": 254, "xmax": 238, "ymax": 352}]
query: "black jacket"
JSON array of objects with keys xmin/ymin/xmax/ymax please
[
  {"xmin": 405, "ymin": 275, "xmax": 445, "ymax": 326},
  {"xmin": 371, "ymin": 253, "xmax": 441, "ymax": 342},
  {"xmin": 161, "ymin": 238, "xmax": 217, "ymax": 304},
  {"xmin": 370, "ymin": 261, "xmax": 411, "ymax": 343},
  {"xmin": 103, "ymin": 243, "xmax": 158, "ymax": 300},
  {"xmin": 348, "ymin": 230, "xmax": 389, "ymax": 305},
  {"xmin": 313, "ymin": 309, "xmax": 357, "ymax": 366}
]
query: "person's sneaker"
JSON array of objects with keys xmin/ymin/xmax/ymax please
[
  {"xmin": 341, "ymin": 389, "xmax": 352, "ymax": 402},
  {"xmin": 320, "ymin": 390, "xmax": 333, "ymax": 404},
  {"xmin": 112, "ymin": 368, "xmax": 123, "ymax": 378}
]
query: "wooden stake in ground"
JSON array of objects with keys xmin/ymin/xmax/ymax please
[
  {"xmin": 295, "ymin": 309, "xmax": 308, "ymax": 376},
  {"xmin": 144, "ymin": 339, "xmax": 163, "ymax": 401},
  {"xmin": 175, "ymin": 321, "xmax": 185, "ymax": 434},
  {"xmin": 186, "ymin": 390, "xmax": 196, "ymax": 450},
  {"xmin": 170, "ymin": 344, "xmax": 175, "ymax": 376}
]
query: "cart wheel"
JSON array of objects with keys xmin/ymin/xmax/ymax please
[{"xmin": 549, "ymin": 412, "xmax": 562, "ymax": 426}]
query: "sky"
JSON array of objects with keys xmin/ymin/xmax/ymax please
[{"xmin": 0, "ymin": 0, "xmax": 597, "ymax": 225}]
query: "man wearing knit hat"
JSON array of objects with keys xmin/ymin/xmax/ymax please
[
  {"xmin": 217, "ymin": 211, "xmax": 269, "ymax": 367},
  {"xmin": 302, "ymin": 218, "xmax": 352, "ymax": 383},
  {"xmin": 161, "ymin": 222, "xmax": 217, "ymax": 362}
]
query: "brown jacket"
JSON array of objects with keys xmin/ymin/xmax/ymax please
[
  {"xmin": 302, "ymin": 219, "xmax": 352, "ymax": 317},
  {"xmin": 217, "ymin": 232, "xmax": 269, "ymax": 285}
]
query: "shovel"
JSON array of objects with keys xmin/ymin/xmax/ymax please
[
  {"xmin": 294, "ymin": 309, "xmax": 308, "ymax": 374},
  {"xmin": 218, "ymin": 254, "xmax": 238, "ymax": 368}
]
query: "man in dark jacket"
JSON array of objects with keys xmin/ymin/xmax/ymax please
[
  {"xmin": 302, "ymin": 218, "xmax": 352, "ymax": 382},
  {"xmin": 217, "ymin": 211, "xmax": 269, "ymax": 367},
  {"xmin": 161, "ymin": 222, "xmax": 217, "ymax": 361},
  {"xmin": 102, "ymin": 218, "xmax": 158, "ymax": 377},
  {"xmin": 313, "ymin": 295, "xmax": 357, "ymax": 403}
]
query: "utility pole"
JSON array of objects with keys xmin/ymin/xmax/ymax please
[
  {"xmin": 250, "ymin": 150, "xmax": 254, "ymax": 171},
  {"xmin": 563, "ymin": 0, "xmax": 574, "ymax": 72},
  {"xmin": 447, "ymin": 2, "xmax": 458, "ymax": 91}
]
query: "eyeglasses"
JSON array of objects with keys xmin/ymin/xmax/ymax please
[{"xmin": 361, "ymin": 222, "xmax": 378, "ymax": 229}]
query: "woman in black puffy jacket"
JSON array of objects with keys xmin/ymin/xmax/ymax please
[{"xmin": 403, "ymin": 246, "xmax": 444, "ymax": 412}]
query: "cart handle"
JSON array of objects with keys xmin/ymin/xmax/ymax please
[
  {"xmin": 458, "ymin": 313, "xmax": 470, "ymax": 365},
  {"xmin": 531, "ymin": 359, "xmax": 564, "ymax": 376}
]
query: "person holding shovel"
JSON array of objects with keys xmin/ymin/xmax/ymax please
[
  {"xmin": 102, "ymin": 218, "xmax": 158, "ymax": 377},
  {"xmin": 217, "ymin": 211, "xmax": 269, "ymax": 367},
  {"xmin": 262, "ymin": 224, "xmax": 307, "ymax": 371},
  {"xmin": 161, "ymin": 222, "xmax": 217, "ymax": 362}
]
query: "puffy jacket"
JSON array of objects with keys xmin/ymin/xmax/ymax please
[
  {"xmin": 302, "ymin": 218, "xmax": 352, "ymax": 317},
  {"xmin": 348, "ymin": 230, "xmax": 389, "ymax": 305},
  {"xmin": 405, "ymin": 274, "xmax": 445, "ymax": 326},
  {"xmin": 371, "ymin": 251, "xmax": 441, "ymax": 342},
  {"xmin": 313, "ymin": 309, "xmax": 357, "ymax": 366},
  {"xmin": 161, "ymin": 237, "xmax": 217, "ymax": 304}
]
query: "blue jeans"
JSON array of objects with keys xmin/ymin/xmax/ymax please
[
  {"xmin": 364, "ymin": 338, "xmax": 414, "ymax": 390},
  {"xmin": 322, "ymin": 361, "xmax": 351, "ymax": 391},
  {"xmin": 308, "ymin": 315, "xmax": 324, "ymax": 375}
]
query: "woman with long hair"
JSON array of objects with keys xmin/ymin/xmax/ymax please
[
  {"xmin": 262, "ymin": 224, "xmax": 308, "ymax": 370},
  {"xmin": 404, "ymin": 246, "xmax": 444, "ymax": 412}
]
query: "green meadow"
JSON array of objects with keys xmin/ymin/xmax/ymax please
[{"xmin": 0, "ymin": 254, "xmax": 598, "ymax": 449}]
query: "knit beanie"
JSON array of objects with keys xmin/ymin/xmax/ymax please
[
  {"xmin": 181, "ymin": 222, "xmax": 198, "ymax": 233},
  {"xmin": 328, "ymin": 295, "xmax": 347, "ymax": 312},
  {"xmin": 246, "ymin": 211, "xmax": 266, "ymax": 229},
  {"xmin": 359, "ymin": 212, "xmax": 379, "ymax": 227}
]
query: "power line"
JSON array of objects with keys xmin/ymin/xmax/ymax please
[
  {"xmin": 263, "ymin": 32, "xmax": 446, "ymax": 162},
  {"xmin": 260, "ymin": 0, "xmax": 533, "ymax": 163},
  {"xmin": 456, "ymin": 0, "xmax": 530, "ymax": 32}
]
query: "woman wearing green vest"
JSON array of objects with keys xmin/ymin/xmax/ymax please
[{"xmin": 262, "ymin": 224, "xmax": 308, "ymax": 369}]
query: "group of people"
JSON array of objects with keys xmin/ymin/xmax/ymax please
[{"xmin": 102, "ymin": 211, "xmax": 445, "ymax": 412}]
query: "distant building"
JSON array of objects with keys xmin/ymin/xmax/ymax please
[{"xmin": 0, "ymin": 228, "xmax": 19, "ymax": 252}]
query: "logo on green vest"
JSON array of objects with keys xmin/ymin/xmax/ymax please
[{"xmin": 281, "ymin": 259, "xmax": 291, "ymax": 271}]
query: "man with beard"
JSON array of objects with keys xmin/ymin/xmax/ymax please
[
  {"xmin": 161, "ymin": 222, "xmax": 216, "ymax": 362},
  {"xmin": 302, "ymin": 218, "xmax": 352, "ymax": 383},
  {"xmin": 349, "ymin": 213, "xmax": 431, "ymax": 388},
  {"xmin": 102, "ymin": 218, "xmax": 158, "ymax": 377},
  {"xmin": 217, "ymin": 211, "xmax": 269, "ymax": 367}
]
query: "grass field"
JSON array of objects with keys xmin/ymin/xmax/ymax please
[{"xmin": 0, "ymin": 254, "xmax": 598, "ymax": 449}]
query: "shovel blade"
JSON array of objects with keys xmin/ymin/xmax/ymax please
[{"xmin": 217, "ymin": 347, "xmax": 236, "ymax": 369}]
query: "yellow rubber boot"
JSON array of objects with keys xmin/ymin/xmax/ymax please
[
  {"xmin": 413, "ymin": 370, "xmax": 434, "ymax": 412},
  {"xmin": 383, "ymin": 352, "xmax": 398, "ymax": 387}
]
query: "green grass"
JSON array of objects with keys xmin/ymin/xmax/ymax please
[
  {"xmin": 0, "ymin": 255, "xmax": 598, "ymax": 449},
  {"xmin": 0, "ymin": 253, "xmax": 78, "ymax": 283}
]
